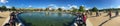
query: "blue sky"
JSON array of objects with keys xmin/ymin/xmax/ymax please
[{"xmin": 0, "ymin": 0, "xmax": 120, "ymax": 9}]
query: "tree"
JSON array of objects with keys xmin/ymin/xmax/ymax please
[
  {"xmin": 71, "ymin": 7, "xmax": 77, "ymax": 12},
  {"xmin": 11, "ymin": 6, "xmax": 16, "ymax": 11},
  {"xmin": 51, "ymin": 9, "xmax": 55, "ymax": 11},
  {"xmin": 0, "ymin": 7, "xmax": 2, "ymax": 10},
  {"xmin": 45, "ymin": 8, "xmax": 49, "ymax": 11},
  {"xmin": 58, "ymin": 8, "xmax": 62, "ymax": 11},
  {"xmin": 92, "ymin": 7, "xmax": 98, "ymax": 12},
  {"xmin": 1, "ymin": 5, "xmax": 7, "ymax": 11},
  {"xmin": 79, "ymin": 6, "xmax": 85, "ymax": 12},
  {"xmin": 40, "ymin": 9, "xmax": 43, "ymax": 11}
]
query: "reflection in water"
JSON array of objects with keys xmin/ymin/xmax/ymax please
[
  {"xmin": 18, "ymin": 12, "xmax": 75, "ymax": 26},
  {"xmin": 58, "ymin": 12, "xmax": 62, "ymax": 16},
  {"xmin": 45, "ymin": 12, "xmax": 50, "ymax": 16}
]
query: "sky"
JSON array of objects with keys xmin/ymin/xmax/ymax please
[{"xmin": 0, "ymin": 0, "xmax": 120, "ymax": 10}]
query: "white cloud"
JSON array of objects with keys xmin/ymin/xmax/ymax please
[
  {"xmin": 71, "ymin": 5, "xmax": 77, "ymax": 8},
  {"xmin": 48, "ymin": 4, "xmax": 58, "ymax": 9},
  {"xmin": 85, "ymin": 7, "xmax": 90, "ymax": 10},
  {"xmin": 6, "ymin": 6, "xmax": 11, "ymax": 8},
  {"xmin": 48, "ymin": 4, "xmax": 55, "ymax": 6},
  {"xmin": 61, "ymin": 6, "xmax": 65, "ymax": 9},
  {"xmin": 68, "ymin": 4, "xmax": 78, "ymax": 9},
  {"xmin": 29, "ymin": 5, "xmax": 32, "ymax": 7},
  {"xmin": 81, "ymin": 5, "xmax": 84, "ymax": 6},
  {"xmin": 68, "ymin": 4, "xmax": 71, "ymax": 7},
  {"xmin": 0, "ymin": 0, "xmax": 8, "ymax": 4},
  {"xmin": 60, "ymin": 6, "xmax": 66, "ymax": 10}
]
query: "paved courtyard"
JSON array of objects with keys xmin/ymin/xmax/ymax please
[{"xmin": 86, "ymin": 12, "xmax": 120, "ymax": 26}]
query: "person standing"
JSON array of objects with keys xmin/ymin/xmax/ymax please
[
  {"xmin": 9, "ymin": 16, "xmax": 16, "ymax": 26},
  {"xmin": 81, "ymin": 13, "xmax": 87, "ymax": 26},
  {"xmin": 10, "ymin": 12, "xmax": 16, "ymax": 18},
  {"xmin": 96, "ymin": 11, "xmax": 99, "ymax": 16},
  {"xmin": 90, "ymin": 11, "xmax": 92, "ymax": 15},
  {"xmin": 116, "ymin": 10, "xmax": 119, "ymax": 16},
  {"xmin": 9, "ymin": 12, "xmax": 16, "ymax": 26},
  {"xmin": 82, "ymin": 13, "xmax": 87, "ymax": 23},
  {"xmin": 109, "ymin": 11, "xmax": 112, "ymax": 18}
]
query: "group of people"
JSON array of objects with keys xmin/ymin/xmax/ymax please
[
  {"xmin": 73, "ymin": 10, "xmax": 119, "ymax": 26},
  {"xmin": 9, "ymin": 12, "xmax": 17, "ymax": 26},
  {"xmin": 88, "ymin": 10, "xmax": 119, "ymax": 18},
  {"xmin": 108, "ymin": 10, "xmax": 119, "ymax": 18},
  {"xmin": 73, "ymin": 12, "xmax": 87, "ymax": 26},
  {"xmin": 72, "ymin": 10, "xmax": 119, "ymax": 26},
  {"xmin": 4, "ymin": 12, "xmax": 18, "ymax": 26}
]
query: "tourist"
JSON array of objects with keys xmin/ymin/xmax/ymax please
[
  {"xmin": 109, "ymin": 11, "xmax": 112, "ymax": 18},
  {"xmin": 9, "ymin": 12, "xmax": 17, "ymax": 26},
  {"xmin": 99, "ymin": 12, "xmax": 101, "ymax": 16},
  {"xmin": 96, "ymin": 11, "xmax": 99, "ymax": 16},
  {"xmin": 9, "ymin": 17, "xmax": 16, "ymax": 26},
  {"xmin": 82, "ymin": 13, "xmax": 87, "ymax": 23},
  {"xmin": 9, "ymin": 19, "xmax": 13, "ymax": 26},
  {"xmin": 75, "ymin": 13, "xmax": 86, "ymax": 26},
  {"xmin": 115, "ymin": 10, "xmax": 119, "ymax": 16},
  {"xmin": 10, "ymin": 12, "xmax": 16, "ymax": 18},
  {"xmin": 90, "ymin": 11, "xmax": 92, "ymax": 15}
]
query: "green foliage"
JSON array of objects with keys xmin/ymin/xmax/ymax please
[
  {"xmin": 0, "ymin": 7, "xmax": 2, "ymax": 10},
  {"xmin": 58, "ymin": 8, "xmax": 62, "ymax": 11},
  {"xmin": 51, "ymin": 9, "xmax": 55, "ymax": 11},
  {"xmin": 71, "ymin": 7, "xmax": 77, "ymax": 12},
  {"xmin": 0, "ymin": 5, "xmax": 7, "ymax": 11},
  {"xmin": 11, "ymin": 6, "xmax": 16, "ymax": 11},
  {"xmin": 78, "ymin": 6, "xmax": 85, "ymax": 12},
  {"xmin": 45, "ymin": 8, "xmax": 49, "ymax": 11},
  {"xmin": 92, "ymin": 7, "xmax": 98, "ymax": 12}
]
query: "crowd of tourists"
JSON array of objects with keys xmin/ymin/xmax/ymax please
[
  {"xmin": 3, "ymin": 10, "xmax": 119, "ymax": 26},
  {"xmin": 73, "ymin": 10, "xmax": 119, "ymax": 26},
  {"xmin": 4, "ymin": 12, "xmax": 18, "ymax": 26},
  {"xmin": 73, "ymin": 12, "xmax": 87, "ymax": 26}
]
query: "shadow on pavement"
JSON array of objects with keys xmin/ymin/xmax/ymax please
[
  {"xmin": 0, "ymin": 16, "xmax": 5, "ymax": 19},
  {"xmin": 87, "ymin": 15, "xmax": 97, "ymax": 18},
  {"xmin": 99, "ymin": 15, "xmax": 118, "ymax": 26}
]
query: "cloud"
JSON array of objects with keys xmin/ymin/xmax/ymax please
[
  {"xmin": 28, "ymin": 5, "xmax": 32, "ymax": 7},
  {"xmin": 61, "ymin": 6, "xmax": 70, "ymax": 10},
  {"xmin": 0, "ymin": 0, "xmax": 8, "ymax": 4},
  {"xmin": 68, "ymin": 4, "xmax": 78, "ymax": 9},
  {"xmin": 48, "ymin": 4, "xmax": 56, "ymax": 6},
  {"xmin": 48, "ymin": 4, "xmax": 58, "ymax": 9},
  {"xmin": 81, "ymin": 5, "xmax": 84, "ymax": 6},
  {"xmin": 68, "ymin": 4, "xmax": 71, "ymax": 7},
  {"xmin": 60, "ymin": 6, "xmax": 65, "ymax": 9},
  {"xmin": 85, "ymin": 7, "xmax": 90, "ymax": 10},
  {"xmin": 6, "ymin": 6, "xmax": 11, "ymax": 8},
  {"xmin": 60, "ymin": 6, "xmax": 66, "ymax": 10}
]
